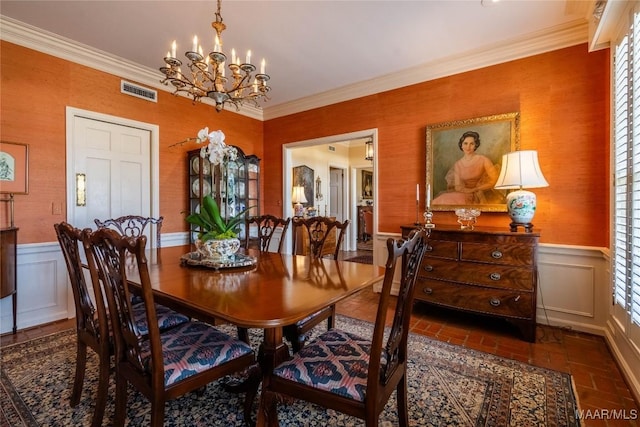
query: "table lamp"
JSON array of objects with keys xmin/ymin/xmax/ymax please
[
  {"xmin": 494, "ymin": 150, "xmax": 548, "ymax": 232},
  {"xmin": 292, "ymin": 186, "xmax": 307, "ymax": 217}
]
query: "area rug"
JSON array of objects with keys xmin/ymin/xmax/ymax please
[
  {"xmin": 344, "ymin": 254, "xmax": 374, "ymax": 265},
  {"xmin": 0, "ymin": 316, "xmax": 581, "ymax": 426}
]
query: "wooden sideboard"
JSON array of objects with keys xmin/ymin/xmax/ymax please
[
  {"xmin": 1, "ymin": 227, "xmax": 18, "ymax": 334},
  {"xmin": 357, "ymin": 206, "xmax": 373, "ymax": 242},
  {"xmin": 401, "ymin": 225, "xmax": 539, "ymax": 342}
]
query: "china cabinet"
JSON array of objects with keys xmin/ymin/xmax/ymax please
[{"xmin": 188, "ymin": 147, "xmax": 260, "ymax": 244}]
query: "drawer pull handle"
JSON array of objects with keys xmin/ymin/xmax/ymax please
[
  {"xmin": 423, "ymin": 265, "xmax": 433, "ymax": 272},
  {"xmin": 491, "ymin": 250, "xmax": 503, "ymax": 259},
  {"xmin": 426, "ymin": 245, "xmax": 433, "ymax": 252},
  {"xmin": 423, "ymin": 287, "xmax": 433, "ymax": 295},
  {"xmin": 489, "ymin": 298, "xmax": 501, "ymax": 307},
  {"xmin": 489, "ymin": 272, "xmax": 501, "ymax": 281}
]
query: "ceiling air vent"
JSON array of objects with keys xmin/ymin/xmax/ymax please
[{"xmin": 120, "ymin": 81, "xmax": 157, "ymax": 103}]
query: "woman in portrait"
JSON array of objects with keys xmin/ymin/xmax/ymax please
[{"xmin": 432, "ymin": 131, "xmax": 503, "ymax": 205}]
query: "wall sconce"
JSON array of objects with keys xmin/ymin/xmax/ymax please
[
  {"xmin": 494, "ymin": 150, "xmax": 548, "ymax": 232},
  {"xmin": 75, "ymin": 173, "xmax": 86, "ymax": 206},
  {"xmin": 364, "ymin": 138, "xmax": 373, "ymax": 161},
  {"xmin": 291, "ymin": 186, "xmax": 307, "ymax": 217},
  {"xmin": 315, "ymin": 176, "xmax": 323, "ymax": 201}
]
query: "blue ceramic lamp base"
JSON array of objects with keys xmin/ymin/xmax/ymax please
[{"xmin": 506, "ymin": 189, "xmax": 537, "ymax": 232}]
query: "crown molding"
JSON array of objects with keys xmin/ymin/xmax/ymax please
[
  {"xmin": 2, "ymin": 15, "xmax": 587, "ymax": 122},
  {"xmin": 263, "ymin": 20, "xmax": 589, "ymax": 120},
  {"xmin": 0, "ymin": 16, "xmax": 264, "ymax": 120}
]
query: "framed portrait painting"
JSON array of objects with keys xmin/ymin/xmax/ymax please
[
  {"xmin": 292, "ymin": 165, "xmax": 314, "ymax": 207},
  {"xmin": 426, "ymin": 112, "xmax": 519, "ymax": 212},
  {"xmin": 0, "ymin": 141, "xmax": 29, "ymax": 194},
  {"xmin": 361, "ymin": 170, "xmax": 373, "ymax": 199}
]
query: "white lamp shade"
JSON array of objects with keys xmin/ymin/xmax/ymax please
[
  {"xmin": 494, "ymin": 150, "xmax": 549, "ymax": 190},
  {"xmin": 291, "ymin": 186, "xmax": 308, "ymax": 204}
]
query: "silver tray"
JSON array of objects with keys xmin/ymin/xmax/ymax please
[{"xmin": 180, "ymin": 252, "xmax": 257, "ymax": 270}]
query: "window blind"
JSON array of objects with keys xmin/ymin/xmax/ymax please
[{"xmin": 613, "ymin": 9, "xmax": 640, "ymax": 327}]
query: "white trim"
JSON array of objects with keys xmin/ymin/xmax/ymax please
[{"xmin": 1, "ymin": 15, "xmax": 587, "ymax": 122}]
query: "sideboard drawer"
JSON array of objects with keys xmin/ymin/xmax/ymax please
[
  {"xmin": 460, "ymin": 242, "xmax": 534, "ymax": 266},
  {"xmin": 419, "ymin": 258, "xmax": 534, "ymax": 291},
  {"xmin": 416, "ymin": 279, "xmax": 534, "ymax": 320},
  {"xmin": 425, "ymin": 239, "xmax": 458, "ymax": 260}
]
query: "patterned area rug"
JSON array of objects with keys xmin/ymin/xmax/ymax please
[
  {"xmin": 343, "ymin": 254, "xmax": 374, "ymax": 265},
  {"xmin": 0, "ymin": 316, "xmax": 581, "ymax": 426}
]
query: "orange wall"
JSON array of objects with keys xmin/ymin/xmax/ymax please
[
  {"xmin": 1, "ymin": 42, "xmax": 610, "ymax": 247},
  {"xmin": 263, "ymin": 44, "xmax": 610, "ymax": 246},
  {"xmin": 1, "ymin": 42, "xmax": 264, "ymax": 243}
]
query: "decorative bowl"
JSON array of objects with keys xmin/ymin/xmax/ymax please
[{"xmin": 455, "ymin": 209, "xmax": 481, "ymax": 230}]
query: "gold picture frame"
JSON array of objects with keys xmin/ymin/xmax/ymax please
[
  {"xmin": 426, "ymin": 112, "xmax": 519, "ymax": 212},
  {"xmin": 0, "ymin": 141, "xmax": 29, "ymax": 195}
]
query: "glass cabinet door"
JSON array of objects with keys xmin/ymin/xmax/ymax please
[{"xmin": 188, "ymin": 147, "xmax": 260, "ymax": 244}]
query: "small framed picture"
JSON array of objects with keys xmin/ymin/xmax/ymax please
[
  {"xmin": 0, "ymin": 141, "xmax": 29, "ymax": 194},
  {"xmin": 426, "ymin": 112, "xmax": 519, "ymax": 212},
  {"xmin": 362, "ymin": 170, "xmax": 373, "ymax": 199}
]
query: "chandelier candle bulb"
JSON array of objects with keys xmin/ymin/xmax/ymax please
[
  {"xmin": 192, "ymin": 36, "xmax": 198, "ymax": 52},
  {"xmin": 171, "ymin": 40, "xmax": 176, "ymax": 58},
  {"xmin": 246, "ymin": 50, "xmax": 251, "ymax": 65},
  {"xmin": 427, "ymin": 184, "xmax": 431, "ymax": 209},
  {"xmin": 416, "ymin": 184, "xmax": 419, "ymax": 202},
  {"xmin": 231, "ymin": 49, "xmax": 236, "ymax": 65},
  {"xmin": 261, "ymin": 59, "xmax": 266, "ymax": 74}
]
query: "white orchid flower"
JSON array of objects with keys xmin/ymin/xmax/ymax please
[{"xmin": 196, "ymin": 127, "xmax": 210, "ymax": 143}]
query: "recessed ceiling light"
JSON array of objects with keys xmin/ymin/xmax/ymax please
[{"xmin": 480, "ymin": 0, "xmax": 501, "ymax": 6}]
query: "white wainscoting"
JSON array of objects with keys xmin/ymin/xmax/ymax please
[{"xmin": 1, "ymin": 242, "xmax": 71, "ymax": 334}]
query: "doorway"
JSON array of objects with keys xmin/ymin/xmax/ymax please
[
  {"xmin": 283, "ymin": 129, "xmax": 377, "ymax": 253},
  {"xmin": 65, "ymin": 107, "xmax": 160, "ymax": 247},
  {"xmin": 329, "ymin": 167, "xmax": 345, "ymax": 220}
]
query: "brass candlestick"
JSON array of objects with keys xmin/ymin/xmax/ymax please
[{"xmin": 423, "ymin": 209, "xmax": 435, "ymax": 229}]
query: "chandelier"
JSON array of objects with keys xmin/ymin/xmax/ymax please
[{"xmin": 159, "ymin": 0, "xmax": 271, "ymax": 112}]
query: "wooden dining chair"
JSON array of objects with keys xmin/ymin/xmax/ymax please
[
  {"xmin": 54, "ymin": 222, "xmax": 111, "ymax": 427},
  {"xmin": 94, "ymin": 215, "xmax": 164, "ymax": 248},
  {"xmin": 82, "ymin": 228, "xmax": 260, "ymax": 427},
  {"xmin": 262, "ymin": 229, "xmax": 429, "ymax": 426},
  {"xmin": 238, "ymin": 214, "xmax": 291, "ymax": 343},
  {"xmin": 244, "ymin": 214, "xmax": 291, "ymax": 253},
  {"xmin": 286, "ymin": 217, "xmax": 350, "ymax": 352},
  {"xmin": 54, "ymin": 222, "xmax": 190, "ymax": 427}
]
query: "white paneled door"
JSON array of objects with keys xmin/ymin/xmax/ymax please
[{"xmin": 68, "ymin": 112, "xmax": 155, "ymax": 246}]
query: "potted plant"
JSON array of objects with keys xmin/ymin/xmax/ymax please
[
  {"xmin": 182, "ymin": 127, "xmax": 250, "ymax": 260},
  {"xmin": 186, "ymin": 194, "xmax": 251, "ymax": 260}
]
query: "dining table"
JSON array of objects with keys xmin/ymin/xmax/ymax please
[{"xmin": 126, "ymin": 244, "xmax": 385, "ymax": 425}]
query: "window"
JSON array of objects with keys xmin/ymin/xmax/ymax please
[{"xmin": 613, "ymin": 6, "xmax": 640, "ymax": 341}]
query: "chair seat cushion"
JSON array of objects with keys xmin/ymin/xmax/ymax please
[
  {"xmin": 140, "ymin": 321, "xmax": 254, "ymax": 387},
  {"xmin": 132, "ymin": 302, "xmax": 190, "ymax": 335},
  {"xmin": 272, "ymin": 329, "xmax": 372, "ymax": 402}
]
